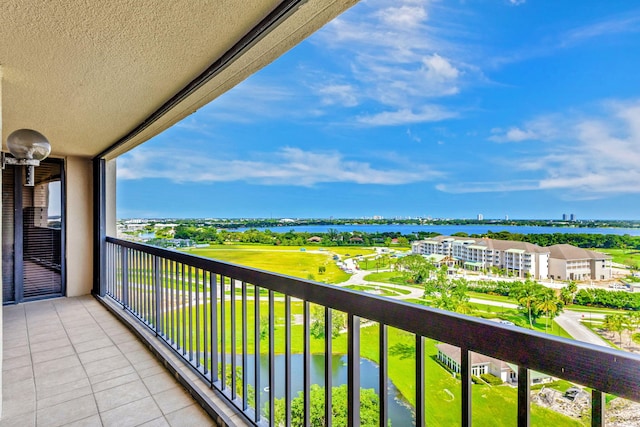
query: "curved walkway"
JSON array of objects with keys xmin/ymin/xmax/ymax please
[{"xmin": 336, "ymin": 269, "xmax": 611, "ymax": 347}]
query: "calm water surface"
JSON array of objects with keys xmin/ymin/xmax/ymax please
[
  {"xmin": 236, "ymin": 224, "xmax": 640, "ymax": 236},
  {"xmin": 235, "ymin": 354, "xmax": 414, "ymax": 426}
]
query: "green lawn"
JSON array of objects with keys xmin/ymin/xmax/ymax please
[
  {"xmin": 182, "ymin": 245, "xmax": 350, "ymax": 284},
  {"xmin": 595, "ymin": 248, "xmax": 640, "ymax": 268}
]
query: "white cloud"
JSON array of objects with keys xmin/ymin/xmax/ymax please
[
  {"xmin": 118, "ymin": 147, "xmax": 441, "ymax": 186},
  {"xmin": 561, "ymin": 13, "xmax": 640, "ymax": 47},
  {"xmin": 508, "ymin": 0, "xmax": 526, "ymax": 5},
  {"xmin": 489, "ymin": 116, "xmax": 559, "ymax": 142},
  {"xmin": 357, "ymin": 106, "xmax": 458, "ymax": 126},
  {"xmin": 439, "ymin": 99, "xmax": 640, "ymax": 196},
  {"xmin": 311, "ymin": 0, "xmax": 474, "ymax": 124},
  {"xmin": 316, "ymin": 84, "xmax": 359, "ymax": 107}
]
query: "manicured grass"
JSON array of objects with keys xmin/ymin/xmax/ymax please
[
  {"xmin": 344, "ymin": 284, "xmax": 399, "ymax": 297},
  {"xmin": 363, "ymin": 271, "xmax": 410, "ymax": 285},
  {"xmin": 182, "ymin": 245, "xmax": 350, "ymax": 284},
  {"xmin": 595, "ymin": 248, "xmax": 640, "ymax": 268},
  {"xmin": 566, "ymin": 305, "xmax": 630, "ymax": 315},
  {"xmin": 468, "ymin": 291, "xmax": 515, "ymax": 304}
]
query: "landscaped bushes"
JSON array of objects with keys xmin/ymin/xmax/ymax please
[
  {"xmin": 468, "ymin": 280, "xmax": 523, "ymax": 296},
  {"xmin": 480, "ymin": 373, "xmax": 503, "ymax": 385},
  {"xmin": 574, "ymin": 289, "xmax": 640, "ymax": 310}
]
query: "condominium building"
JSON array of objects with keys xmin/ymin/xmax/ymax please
[
  {"xmin": 412, "ymin": 236, "xmax": 550, "ymax": 279},
  {"xmin": 547, "ymin": 244, "xmax": 612, "ymax": 281},
  {"xmin": 412, "ymin": 236, "xmax": 614, "ymax": 282}
]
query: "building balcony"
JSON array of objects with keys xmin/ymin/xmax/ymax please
[
  {"xmin": 1, "ymin": 296, "xmax": 228, "ymax": 427},
  {"xmin": 61, "ymin": 237, "xmax": 640, "ymax": 426}
]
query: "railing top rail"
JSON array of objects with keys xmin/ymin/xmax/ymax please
[{"xmin": 107, "ymin": 236, "xmax": 640, "ymax": 402}]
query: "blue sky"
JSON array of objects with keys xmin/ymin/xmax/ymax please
[{"xmin": 117, "ymin": 0, "xmax": 640, "ymax": 220}]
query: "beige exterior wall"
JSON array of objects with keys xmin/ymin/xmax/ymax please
[{"xmin": 65, "ymin": 156, "xmax": 93, "ymax": 296}]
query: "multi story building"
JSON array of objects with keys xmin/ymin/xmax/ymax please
[
  {"xmin": 548, "ymin": 244, "xmax": 612, "ymax": 281},
  {"xmin": 412, "ymin": 236, "xmax": 614, "ymax": 282},
  {"xmin": 412, "ymin": 236, "xmax": 551, "ymax": 279}
]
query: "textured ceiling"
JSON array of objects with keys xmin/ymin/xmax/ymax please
[{"xmin": 0, "ymin": 1, "xmax": 357, "ymax": 158}]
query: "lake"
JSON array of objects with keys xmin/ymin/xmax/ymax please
[
  {"xmin": 235, "ymin": 224, "xmax": 640, "ymax": 236},
  {"xmin": 234, "ymin": 353, "xmax": 414, "ymax": 425}
]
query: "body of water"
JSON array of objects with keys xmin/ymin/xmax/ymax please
[
  {"xmin": 232, "ymin": 353, "xmax": 414, "ymax": 425},
  {"xmin": 234, "ymin": 224, "xmax": 640, "ymax": 236}
]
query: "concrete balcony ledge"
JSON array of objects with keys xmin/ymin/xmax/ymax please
[{"xmin": 1, "ymin": 296, "xmax": 247, "ymax": 427}]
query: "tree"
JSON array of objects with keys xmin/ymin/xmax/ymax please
[
  {"xmin": 394, "ymin": 254, "xmax": 435, "ymax": 284},
  {"xmin": 535, "ymin": 289, "xmax": 563, "ymax": 333},
  {"xmin": 559, "ymin": 282, "xmax": 578, "ymax": 305},
  {"xmin": 603, "ymin": 314, "xmax": 626, "ymax": 347},
  {"xmin": 273, "ymin": 384, "xmax": 382, "ymax": 427},
  {"xmin": 510, "ymin": 280, "xmax": 544, "ymax": 329},
  {"xmin": 310, "ymin": 306, "xmax": 346, "ymax": 339},
  {"xmin": 424, "ymin": 266, "xmax": 472, "ymax": 314}
]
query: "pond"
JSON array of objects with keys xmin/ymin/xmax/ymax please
[{"xmin": 233, "ymin": 354, "xmax": 414, "ymax": 425}]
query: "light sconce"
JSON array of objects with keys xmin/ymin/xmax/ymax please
[{"xmin": 2, "ymin": 129, "xmax": 51, "ymax": 186}]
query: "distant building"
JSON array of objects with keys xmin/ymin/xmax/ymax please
[
  {"xmin": 547, "ymin": 244, "xmax": 612, "ymax": 281},
  {"xmin": 562, "ymin": 214, "xmax": 568, "ymax": 221},
  {"xmin": 505, "ymin": 215, "xmax": 509, "ymax": 221},
  {"xmin": 570, "ymin": 213, "xmax": 576, "ymax": 221},
  {"xmin": 477, "ymin": 214, "xmax": 483, "ymax": 221},
  {"xmin": 411, "ymin": 236, "xmax": 550, "ymax": 279}
]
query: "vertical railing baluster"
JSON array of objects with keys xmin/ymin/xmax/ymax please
[
  {"xmin": 188, "ymin": 266, "xmax": 193, "ymax": 361},
  {"xmin": 176, "ymin": 262, "xmax": 181, "ymax": 351},
  {"xmin": 254, "ymin": 284, "xmax": 261, "ymax": 424},
  {"xmin": 163, "ymin": 258, "xmax": 168, "ymax": 339},
  {"xmin": 203, "ymin": 271, "xmax": 209, "ymax": 377},
  {"xmin": 592, "ymin": 390, "xmax": 604, "ymax": 427},
  {"xmin": 154, "ymin": 256, "xmax": 161, "ymax": 336},
  {"xmin": 231, "ymin": 279, "xmax": 237, "ymax": 400},
  {"xmin": 196, "ymin": 269, "xmax": 201, "ymax": 369},
  {"xmin": 518, "ymin": 366, "xmax": 530, "ymax": 427},
  {"xmin": 181, "ymin": 263, "xmax": 186, "ymax": 355},
  {"xmin": 304, "ymin": 301, "xmax": 311, "ymax": 427},
  {"xmin": 168, "ymin": 261, "xmax": 178, "ymax": 345},
  {"xmin": 348, "ymin": 314, "xmax": 360, "ymax": 427},
  {"xmin": 325, "ymin": 307, "xmax": 333, "ymax": 427},
  {"xmin": 268, "ymin": 291, "xmax": 275, "ymax": 426},
  {"xmin": 415, "ymin": 335, "xmax": 424, "ymax": 427},
  {"xmin": 242, "ymin": 281, "xmax": 248, "ymax": 410},
  {"xmin": 211, "ymin": 272, "xmax": 218, "ymax": 385},
  {"xmin": 221, "ymin": 276, "xmax": 227, "ymax": 392},
  {"xmin": 461, "ymin": 347, "xmax": 472, "ymax": 427},
  {"xmin": 121, "ymin": 246, "xmax": 128, "ymax": 309},
  {"xmin": 285, "ymin": 295, "xmax": 292, "ymax": 427},
  {"xmin": 379, "ymin": 325, "xmax": 388, "ymax": 427}
]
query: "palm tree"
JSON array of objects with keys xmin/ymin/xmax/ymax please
[
  {"xmin": 510, "ymin": 280, "xmax": 541, "ymax": 329},
  {"xmin": 535, "ymin": 289, "xmax": 563, "ymax": 333}
]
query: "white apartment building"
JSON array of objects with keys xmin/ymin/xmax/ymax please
[{"xmin": 412, "ymin": 236, "xmax": 550, "ymax": 279}]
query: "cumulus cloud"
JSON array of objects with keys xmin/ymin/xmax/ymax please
[
  {"xmin": 118, "ymin": 147, "xmax": 441, "ymax": 186},
  {"xmin": 439, "ymin": 99, "xmax": 640, "ymax": 196},
  {"xmin": 311, "ymin": 0, "xmax": 474, "ymax": 124}
]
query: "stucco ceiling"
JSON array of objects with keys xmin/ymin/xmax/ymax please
[{"xmin": 0, "ymin": 1, "xmax": 356, "ymax": 159}]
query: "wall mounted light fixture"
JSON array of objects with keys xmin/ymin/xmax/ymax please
[{"xmin": 2, "ymin": 129, "xmax": 51, "ymax": 186}]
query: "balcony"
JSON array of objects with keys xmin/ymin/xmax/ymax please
[
  {"xmin": 1, "ymin": 296, "xmax": 222, "ymax": 427},
  {"xmin": 95, "ymin": 237, "xmax": 640, "ymax": 426}
]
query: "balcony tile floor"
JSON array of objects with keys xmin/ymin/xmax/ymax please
[{"xmin": 1, "ymin": 296, "xmax": 215, "ymax": 427}]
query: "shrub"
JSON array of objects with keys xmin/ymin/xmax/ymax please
[
  {"xmin": 472, "ymin": 375, "xmax": 484, "ymax": 384},
  {"xmin": 480, "ymin": 373, "xmax": 503, "ymax": 385}
]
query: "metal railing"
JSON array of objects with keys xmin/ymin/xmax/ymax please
[{"xmin": 104, "ymin": 237, "xmax": 640, "ymax": 426}]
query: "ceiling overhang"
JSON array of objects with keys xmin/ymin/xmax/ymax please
[{"xmin": 0, "ymin": 0, "xmax": 357, "ymax": 159}]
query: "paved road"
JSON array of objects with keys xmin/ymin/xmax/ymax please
[{"xmin": 555, "ymin": 310, "xmax": 610, "ymax": 347}]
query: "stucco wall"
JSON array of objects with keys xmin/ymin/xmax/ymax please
[{"xmin": 65, "ymin": 156, "xmax": 93, "ymax": 296}]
